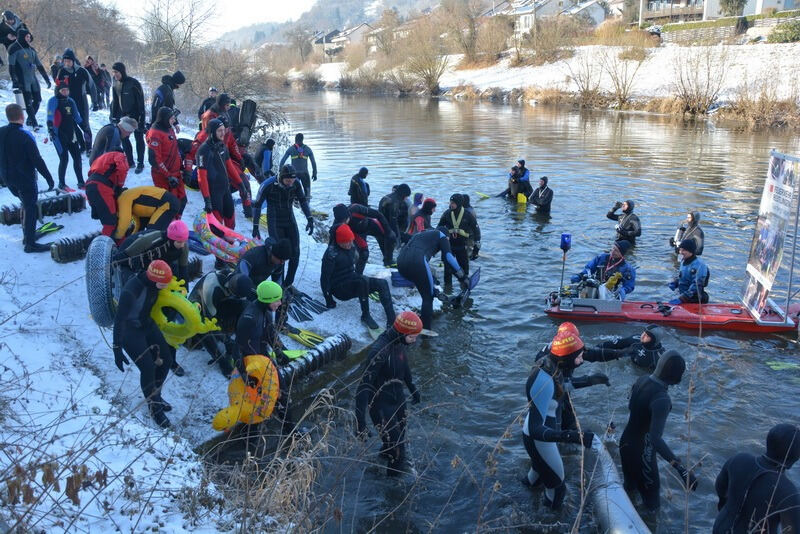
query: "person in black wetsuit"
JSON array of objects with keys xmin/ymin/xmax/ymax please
[
  {"xmin": 670, "ymin": 211, "xmax": 705, "ymax": 256},
  {"xmin": 236, "ymin": 280, "xmax": 289, "ymax": 374},
  {"xmin": 587, "ymin": 324, "xmax": 665, "ymax": 372},
  {"xmin": 197, "ymin": 118, "xmax": 238, "ymax": 229},
  {"xmin": 188, "ymin": 269, "xmax": 253, "ymax": 377},
  {"xmin": 349, "ymin": 166, "xmax": 370, "ymax": 206},
  {"xmin": 112, "ymin": 260, "xmax": 175, "ymax": 428},
  {"xmin": 251, "ymin": 165, "xmax": 314, "ymax": 289},
  {"xmin": 236, "ymin": 237, "xmax": 292, "ymax": 287},
  {"xmin": 714, "ymin": 423, "xmax": 800, "ymax": 534},
  {"xmin": 437, "ymin": 193, "xmax": 480, "ymax": 289},
  {"xmin": 620, "ymin": 350, "xmax": 697, "ymax": 511},
  {"xmin": 397, "ymin": 228, "xmax": 468, "ymax": 330},
  {"xmin": 355, "ymin": 310, "xmax": 423, "ymax": 476},
  {"xmin": 530, "ymin": 176, "xmax": 553, "ymax": 214},
  {"xmin": 523, "ymin": 325, "xmax": 597, "ymax": 509},
  {"xmin": 321, "ymin": 224, "xmax": 396, "ymax": 330},
  {"xmin": 607, "ymin": 199, "xmax": 642, "ymax": 246},
  {"xmin": 331, "ymin": 203, "xmax": 395, "ymax": 273},
  {"xmin": 378, "ymin": 183, "xmax": 411, "ymax": 266}
]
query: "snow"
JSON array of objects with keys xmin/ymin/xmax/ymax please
[
  {"xmin": 316, "ymin": 42, "xmax": 800, "ymax": 101},
  {"xmin": 0, "ymin": 81, "xmax": 428, "ymax": 532}
]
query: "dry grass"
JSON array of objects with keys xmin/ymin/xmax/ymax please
[
  {"xmin": 343, "ymin": 43, "xmax": 369, "ymax": 71},
  {"xmin": 450, "ymin": 84, "xmax": 481, "ymax": 99},
  {"xmin": 294, "ymin": 69, "xmax": 325, "ymax": 91},
  {"xmin": 339, "ymin": 67, "xmax": 388, "ymax": 93},
  {"xmin": 584, "ymin": 21, "xmax": 660, "ymax": 47},
  {"xmin": 524, "ymin": 86, "xmax": 572, "ymax": 106},
  {"xmin": 522, "ymin": 17, "xmax": 586, "ymax": 66},
  {"xmin": 619, "ymin": 47, "xmax": 649, "ymax": 62},
  {"xmin": 720, "ymin": 77, "xmax": 800, "ymax": 128},
  {"xmin": 672, "ymin": 45, "xmax": 729, "ymax": 114},
  {"xmin": 638, "ymin": 96, "xmax": 687, "ymax": 114}
]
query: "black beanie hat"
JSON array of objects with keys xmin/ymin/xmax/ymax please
[
  {"xmin": 614, "ymin": 239, "xmax": 631, "ymax": 256},
  {"xmin": 156, "ymin": 106, "xmax": 173, "ymax": 127},
  {"xmin": 540, "ymin": 176, "xmax": 548, "ymax": 185},
  {"xmin": 766, "ymin": 423, "xmax": 800, "ymax": 468},
  {"xmin": 216, "ymin": 93, "xmax": 231, "ymax": 107},
  {"xmin": 450, "ymin": 193, "xmax": 463, "ymax": 207},
  {"xmin": 62, "ymin": 48, "xmax": 77, "ymax": 62},
  {"xmin": 271, "ymin": 238, "xmax": 292, "ymax": 260},
  {"xmin": 161, "ymin": 74, "xmax": 173, "ymax": 85},
  {"xmin": 333, "ymin": 203, "xmax": 350, "ymax": 223},
  {"xmin": 679, "ymin": 238, "xmax": 697, "ymax": 255},
  {"xmin": 171, "ymin": 70, "xmax": 185, "ymax": 85},
  {"xmin": 265, "ymin": 138, "xmax": 275, "ymax": 149},
  {"xmin": 226, "ymin": 273, "xmax": 254, "ymax": 298},
  {"xmin": 111, "ymin": 62, "xmax": 127, "ymax": 78},
  {"xmin": 206, "ymin": 118, "xmax": 224, "ymax": 139},
  {"xmin": 396, "ymin": 183, "xmax": 411, "ymax": 198},
  {"xmin": 653, "ymin": 350, "xmax": 685, "ymax": 385}
]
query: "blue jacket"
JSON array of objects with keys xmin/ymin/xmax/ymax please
[
  {"xmin": 677, "ymin": 255, "xmax": 709, "ymax": 301},
  {"xmin": 47, "ymin": 95, "xmax": 84, "ymax": 154},
  {"xmin": 575, "ymin": 253, "xmax": 635, "ymax": 300},
  {"xmin": 260, "ymin": 148, "xmax": 273, "ymax": 176},
  {"xmin": 518, "ymin": 168, "xmax": 530, "ymax": 182}
]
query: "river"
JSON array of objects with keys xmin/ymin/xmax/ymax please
[{"xmin": 274, "ymin": 91, "xmax": 800, "ymax": 532}]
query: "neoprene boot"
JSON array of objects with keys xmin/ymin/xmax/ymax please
[
  {"xmin": 149, "ymin": 401, "xmax": 171, "ymax": 429},
  {"xmin": 544, "ymin": 482, "xmax": 566, "ymax": 510}
]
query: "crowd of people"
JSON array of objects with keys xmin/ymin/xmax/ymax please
[{"xmin": 0, "ymin": 10, "xmax": 796, "ymax": 529}]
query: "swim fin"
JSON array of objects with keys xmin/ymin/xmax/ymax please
[
  {"xmin": 36, "ymin": 221, "xmax": 64, "ymax": 238},
  {"xmin": 270, "ymin": 349, "xmax": 308, "ymax": 361},
  {"xmin": 284, "ymin": 324, "xmax": 325, "ymax": 347},
  {"xmin": 369, "ymin": 291, "xmax": 379, "ymax": 302},
  {"xmin": 289, "ymin": 296, "xmax": 313, "ymax": 322},
  {"xmin": 296, "ymin": 291, "xmax": 328, "ymax": 314}
]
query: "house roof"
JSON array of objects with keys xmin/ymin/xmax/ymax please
[
  {"xmin": 313, "ymin": 30, "xmax": 340, "ymax": 44},
  {"xmin": 562, "ymin": 0, "xmax": 603, "ymax": 14},
  {"xmin": 337, "ymin": 22, "xmax": 374, "ymax": 38}
]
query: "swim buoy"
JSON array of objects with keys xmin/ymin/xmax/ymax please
[
  {"xmin": 212, "ymin": 355, "xmax": 280, "ymax": 431},
  {"xmin": 150, "ymin": 277, "xmax": 220, "ymax": 347},
  {"xmin": 193, "ymin": 212, "xmax": 262, "ymax": 263}
]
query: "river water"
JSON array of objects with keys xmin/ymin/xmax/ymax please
[{"xmin": 276, "ymin": 91, "xmax": 800, "ymax": 532}]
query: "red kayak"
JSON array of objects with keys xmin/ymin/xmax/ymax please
[{"xmin": 545, "ymin": 298, "xmax": 800, "ymax": 334}]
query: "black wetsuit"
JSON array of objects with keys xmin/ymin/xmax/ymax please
[
  {"xmin": 236, "ymin": 238, "xmax": 285, "ymax": 286},
  {"xmin": 378, "ymin": 190, "xmax": 409, "ymax": 263},
  {"xmin": 607, "ymin": 202, "xmax": 642, "ymax": 245},
  {"xmin": 530, "ymin": 184, "xmax": 553, "ymax": 213},
  {"xmin": 116, "ymin": 229, "xmax": 189, "ymax": 283},
  {"xmin": 349, "ymin": 172, "xmax": 370, "ymax": 206},
  {"xmin": 588, "ymin": 330, "xmax": 665, "ymax": 372},
  {"xmin": 252, "ymin": 176, "xmax": 312, "ymax": 288},
  {"xmin": 331, "ymin": 204, "xmax": 394, "ymax": 272},
  {"xmin": 437, "ymin": 204, "xmax": 480, "ymax": 287},
  {"xmin": 112, "ymin": 272, "xmax": 173, "ymax": 404},
  {"xmin": 396, "ymin": 229, "xmax": 463, "ymax": 329},
  {"xmin": 320, "ymin": 243, "xmax": 395, "ymax": 327},
  {"xmin": 236, "ymin": 299, "xmax": 281, "ymax": 375},
  {"xmin": 355, "ymin": 328, "xmax": 419, "ymax": 475}
]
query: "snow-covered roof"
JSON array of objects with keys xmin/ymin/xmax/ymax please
[
  {"xmin": 336, "ymin": 22, "xmax": 374, "ymax": 39},
  {"xmin": 562, "ymin": 0, "xmax": 603, "ymax": 14},
  {"xmin": 313, "ymin": 30, "xmax": 340, "ymax": 44}
]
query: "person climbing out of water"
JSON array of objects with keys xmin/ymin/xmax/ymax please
[
  {"xmin": 236, "ymin": 280, "xmax": 289, "ymax": 370},
  {"xmin": 236, "ymin": 237, "xmax": 292, "ymax": 287},
  {"xmin": 607, "ymin": 200, "xmax": 641, "ymax": 246},
  {"xmin": 516, "ymin": 159, "xmax": 533, "ymax": 198},
  {"xmin": 330, "ymin": 203, "xmax": 394, "ymax": 275},
  {"xmin": 522, "ymin": 326, "xmax": 596, "ymax": 510},
  {"xmin": 188, "ymin": 269, "xmax": 254, "ymax": 377},
  {"xmin": 321, "ymin": 224, "xmax": 396, "ymax": 331},
  {"xmin": 587, "ymin": 324, "xmax": 666, "ymax": 372},
  {"xmin": 498, "ymin": 165, "xmax": 523, "ymax": 199},
  {"xmin": 532, "ymin": 322, "xmax": 610, "ymax": 433},
  {"xmin": 620, "ymin": 350, "xmax": 698, "ymax": 512},
  {"xmin": 349, "ymin": 166, "xmax": 370, "ymax": 206},
  {"xmin": 530, "ymin": 176, "xmax": 553, "ymax": 214},
  {"xmin": 112, "ymin": 260, "xmax": 175, "ymax": 428},
  {"xmin": 279, "ymin": 133, "xmax": 317, "ymax": 198},
  {"xmin": 379, "ymin": 183, "xmax": 412, "ymax": 266},
  {"xmin": 570, "ymin": 239, "xmax": 635, "ymax": 301},
  {"xmin": 397, "ymin": 228, "xmax": 468, "ymax": 330},
  {"xmin": 438, "ymin": 193, "xmax": 480, "ymax": 289},
  {"xmin": 670, "ymin": 211, "xmax": 704, "ymax": 256},
  {"xmin": 355, "ymin": 310, "xmax": 423, "ymax": 476},
  {"xmin": 251, "ymin": 165, "xmax": 314, "ymax": 290},
  {"xmin": 407, "ymin": 198, "xmax": 436, "ymax": 237},
  {"xmin": 713, "ymin": 423, "xmax": 800, "ymax": 534},
  {"xmin": 669, "ymin": 239, "xmax": 709, "ymax": 304}
]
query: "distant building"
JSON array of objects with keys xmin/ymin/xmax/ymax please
[
  {"xmin": 328, "ymin": 23, "xmax": 374, "ymax": 52},
  {"xmin": 562, "ymin": 0, "xmax": 607, "ymax": 24},
  {"xmin": 313, "ymin": 30, "xmax": 340, "ymax": 59}
]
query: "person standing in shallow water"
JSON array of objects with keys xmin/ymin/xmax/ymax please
[{"xmin": 607, "ymin": 199, "xmax": 641, "ymax": 246}]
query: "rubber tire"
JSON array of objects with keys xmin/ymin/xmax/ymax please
[{"xmin": 85, "ymin": 235, "xmax": 118, "ymax": 327}]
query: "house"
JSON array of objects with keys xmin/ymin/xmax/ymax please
[
  {"xmin": 638, "ymin": 0, "xmax": 704, "ymax": 22},
  {"xmin": 702, "ymin": 0, "xmax": 789, "ymax": 18},
  {"xmin": 328, "ymin": 23, "xmax": 374, "ymax": 50},
  {"xmin": 511, "ymin": 0, "xmax": 580, "ymax": 39},
  {"xmin": 312, "ymin": 30, "xmax": 340, "ymax": 58},
  {"xmin": 561, "ymin": 0, "xmax": 607, "ymax": 24}
]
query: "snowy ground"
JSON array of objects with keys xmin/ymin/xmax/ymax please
[
  {"xmin": 0, "ymin": 82, "xmax": 427, "ymax": 532},
  {"xmin": 314, "ymin": 42, "xmax": 800, "ymax": 101}
]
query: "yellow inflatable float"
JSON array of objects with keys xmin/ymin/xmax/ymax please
[
  {"xmin": 150, "ymin": 277, "xmax": 220, "ymax": 347},
  {"xmin": 212, "ymin": 355, "xmax": 281, "ymax": 431}
]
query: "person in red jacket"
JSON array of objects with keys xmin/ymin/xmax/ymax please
[
  {"xmin": 84, "ymin": 151, "xmax": 129, "ymax": 237},
  {"xmin": 146, "ymin": 106, "xmax": 185, "ymax": 213},
  {"xmin": 197, "ymin": 118, "xmax": 241, "ymax": 229}
]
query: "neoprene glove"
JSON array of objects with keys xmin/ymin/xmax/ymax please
[
  {"xmin": 167, "ymin": 176, "xmax": 179, "ymax": 188},
  {"xmin": 312, "ymin": 172, "xmax": 317, "ymax": 181},
  {"xmin": 83, "ymin": 130, "xmax": 91, "ymax": 146},
  {"xmin": 613, "ymin": 201, "xmax": 623, "ymax": 210},
  {"xmin": 412, "ymin": 390, "xmax": 421, "ymax": 404},
  {"xmin": 252, "ymin": 225, "xmax": 261, "ymax": 239},
  {"xmin": 203, "ymin": 198, "xmax": 213, "ymax": 214},
  {"xmin": 305, "ymin": 217, "xmax": 314, "ymax": 235},
  {"xmin": 113, "ymin": 347, "xmax": 129, "ymax": 372},
  {"xmin": 668, "ymin": 279, "xmax": 679, "ymax": 291},
  {"xmin": 565, "ymin": 430, "xmax": 595, "ymax": 448},
  {"xmin": 471, "ymin": 241, "xmax": 480, "ymax": 260},
  {"xmin": 588, "ymin": 373, "xmax": 610, "ymax": 387},
  {"xmin": 674, "ymin": 463, "xmax": 699, "ymax": 491},
  {"xmin": 325, "ymin": 294, "xmax": 336, "ymax": 309},
  {"xmin": 455, "ymin": 270, "xmax": 468, "ymax": 290}
]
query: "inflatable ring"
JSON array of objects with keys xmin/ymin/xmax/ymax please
[
  {"xmin": 193, "ymin": 212, "xmax": 262, "ymax": 264},
  {"xmin": 150, "ymin": 277, "xmax": 220, "ymax": 347},
  {"xmin": 212, "ymin": 354, "xmax": 280, "ymax": 431}
]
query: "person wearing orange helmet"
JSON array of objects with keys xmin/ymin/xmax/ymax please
[
  {"xmin": 522, "ymin": 324, "xmax": 596, "ymax": 509},
  {"xmin": 355, "ymin": 311, "xmax": 423, "ymax": 476},
  {"xmin": 112, "ymin": 259, "xmax": 175, "ymax": 428}
]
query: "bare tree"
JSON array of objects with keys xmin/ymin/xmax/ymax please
[
  {"xmin": 140, "ymin": 0, "xmax": 213, "ymax": 71},
  {"xmin": 439, "ymin": 0, "xmax": 487, "ymax": 64},
  {"xmin": 476, "ymin": 14, "xmax": 513, "ymax": 62},
  {"xmin": 673, "ymin": 46, "xmax": 729, "ymax": 115},
  {"xmin": 401, "ymin": 18, "xmax": 449, "ymax": 95},
  {"xmin": 600, "ymin": 48, "xmax": 645, "ymax": 108},
  {"xmin": 373, "ymin": 8, "xmax": 402, "ymax": 57},
  {"xmin": 565, "ymin": 53, "xmax": 602, "ymax": 107},
  {"xmin": 284, "ymin": 25, "xmax": 313, "ymax": 65}
]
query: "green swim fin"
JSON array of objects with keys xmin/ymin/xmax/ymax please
[
  {"xmin": 369, "ymin": 291, "xmax": 380, "ymax": 302},
  {"xmin": 270, "ymin": 349, "xmax": 308, "ymax": 360},
  {"xmin": 284, "ymin": 324, "xmax": 325, "ymax": 347}
]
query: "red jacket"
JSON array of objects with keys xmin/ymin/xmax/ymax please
[
  {"xmin": 146, "ymin": 125, "xmax": 181, "ymax": 177},
  {"xmin": 200, "ymin": 109, "xmax": 242, "ymax": 166}
]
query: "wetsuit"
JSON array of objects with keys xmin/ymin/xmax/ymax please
[
  {"xmin": 46, "ymin": 92, "xmax": 85, "ymax": 189},
  {"xmin": 236, "ymin": 299, "xmax": 283, "ymax": 375},
  {"xmin": 197, "ymin": 121, "xmax": 240, "ymax": 229},
  {"xmin": 379, "ymin": 187, "xmax": 410, "ymax": 263},
  {"xmin": 236, "ymin": 238, "xmax": 286, "ymax": 286},
  {"xmin": 437, "ymin": 200, "xmax": 480, "ymax": 288},
  {"xmin": 147, "ymin": 110, "xmax": 185, "ymax": 211},
  {"xmin": 607, "ymin": 201, "xmax": 642, "ymax": 245},
  {"xmin": 589, "ymin": 326, "xmax": 665, "ymax": 372},
  {"xmin": 116, "ymin": 229, "xmax": 189, "ymax": 283},
  {"xmin": 397, "ymin": 229, "xmax": 465, "ymax": 329},
  {"xmin": 279, "ymin": 142, "xmax": 317, "ymax": 197},
  {"xmin": 331, "ymin": 204, "xmax": 394, "ymax": 273},
  {"xmin": 112, "ymin": 271, "xmax": 173, "ymax": 410},
  {"xmin": 320, "ymin": 242, "xmax": 395, "ymax": 327},
  {"xmin": 197, "ymin": 96, "xmax": 216, "ymax": 120},
  {"xmin": 112, "ymin": 186, "xmax": 180, "ymax": 242},
  {"xmin": 89, "ymin": 123, "xmax": 124, "ymax": 164},
  {"xmin": 523, "ymin": 356, "xmax": 594, "ymax": 509},
  {"xmin": 713, "ymin": 424, "xmax": 800, "ymax": 534},
  {"xmin": 252, "ymin": 177, "xmax": 312, "ymax": 288},
  {"xmin": 55, "ymin": 62, "xmax": 95, "ymax": 151},
  {"xmin": 149, "ymin": 75, "xmax": 176, "ymax": 125},
  {"xmin": 671, "ymin": 254, "xmax": 710, "ymax": 304},
  {"xmin": 619, "ymin": 351, "xmax": 693, "ymax": 511},
  {"xmin": 408, "ymin": 202, "xmax": 435, "ymax": 236},
  {"xmin": 84, "ymin": 151, "xmax": 129, "ymax": 238},
  {"xmin": 349, "ymin": 172, "xmax": 370, "ymax": 206},
  {"xmin": 671, "ymin": 211, "xmax": 705, "ymax": 256},
  {"xmin": 572, "ymin": 252, "xmax": 636, "ymax": 301},
  {"xmin": 110, "ymin": 64, "xmax": 145, "ymax": 168},
  {"xmin": 517, "ymin": 166, "xmax": 533, "ymax": 198},
  {"xmin": 8, "ymin": 28, "xmax": 49, "ymax": 127},
  {"xmin": 530, "ymin": 182, "xmax": 553, "ymax": 213},
  {"xmin": 355, "ymin": 327, "xmax": 420, "ymax": 475}
]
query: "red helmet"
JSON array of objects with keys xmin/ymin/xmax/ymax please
[
  {"xmin": 393, "ymin": 311, "xmax": 423, "ymax": 335},
  {"xmin": 146, "ymin": 259, "xmax": 172, "ymax": 284},
  {"xmin": 335, "ymin": 224, "xmax": 355, "ymax": 244}
]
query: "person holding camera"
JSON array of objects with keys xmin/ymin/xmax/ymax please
[{"xmin": 607, "ymin": 199, "xmax": 641, "ymax": 246}]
